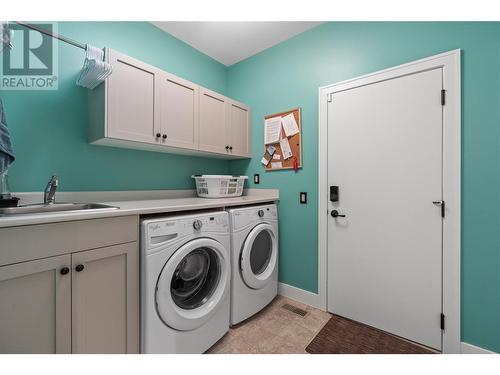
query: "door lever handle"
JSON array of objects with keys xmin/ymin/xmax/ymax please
[{"xmin": 330, "ymin": 210, "xmax": 346, "ymax": 218}]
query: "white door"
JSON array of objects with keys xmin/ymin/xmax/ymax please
[
  {"xmin": 227, "ymin": 101, "xmax": 251, "ymax": 157},
  {"xmin": 159, "ymin": 72, "xmax": 199, "ymax": 149},
  {"xmin": 198, "ymin": 88, "xmax": 229, "ymax": 154},
  {"xmin": 327, "ymin": 68, "xmax": 443, "ymax": 350},
  {"xmin": 106, "ymin": 49, "xmax": 160, "ymax": 144}
]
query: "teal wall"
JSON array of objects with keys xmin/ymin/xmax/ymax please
[
  {"xmin": 1, "ymin": 22, "xmax": 229, "ymax": 191},
  {"xmin": 227, "ymin": 22, "xmax": 500, "ymax": 352}
]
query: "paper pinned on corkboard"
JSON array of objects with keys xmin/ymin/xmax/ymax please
[{"xmin": 263, "ymin": 108, "xmax": 302, "ymax": 171}]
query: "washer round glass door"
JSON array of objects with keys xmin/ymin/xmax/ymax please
[
  {"xmin": 240, "ymin": 223, "xmax": 278, "ymax": 290},
  {"xmin": 155, "ymin": 238, "xmax": 229, "ymax": 331}
]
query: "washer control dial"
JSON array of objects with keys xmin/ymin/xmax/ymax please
[
  {"xmin": 258, "ymin": 209, "xmax": 264, "ymax": 218},
  {"xmin": 193, "ymin": 219, "xmax": 203, "ymax": 231}
]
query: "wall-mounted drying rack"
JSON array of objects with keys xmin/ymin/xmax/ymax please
[
  {"xmin": 14, "ymin": 21, "xmax": 87, "ymax": 50},
  {"xmin": 5, "ymin": 21, "xmax": 113, "ymax": 89}
]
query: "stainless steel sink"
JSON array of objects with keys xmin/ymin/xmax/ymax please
[{"xmin": 0, "ymin": 203, "xmax": 119, "ymax": 216}]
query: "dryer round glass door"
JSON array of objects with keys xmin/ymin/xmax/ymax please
[
  {"xmin": 240, "ymin": 223, "xmax": 278, "ymax": 290},
  {"xmin": 155, "ymin": 238, "xmax": 230, "ymax": 331}
]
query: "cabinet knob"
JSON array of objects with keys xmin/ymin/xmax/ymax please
[
  {"xmin": 162, "ymin": 134, "xmax": 167, "ymax": 139},
  {"xmin": 229, "ymin": 146, "xmax": 233, "ymax": 151},
  {"xmin": 60, "ymin": 267, "xmax": 70, "ymax": 275},
  {"xmin": 155, "ymin": 133, "xmax": 161, "ymax": 138},
  {"xmin": 75, "ymin": 264, "xmax": 85, "ymax": 272},
  {"xmin": 225, "ymin": 146, "xmax": 229, "ymax": 150}
]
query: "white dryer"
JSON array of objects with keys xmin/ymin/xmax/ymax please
[
  {"xmin": 140, "ymin": 211, "xmax": 230, "ymax": 353},
  {"xmin": 228, "ymin": 204, "xmax": 279, "ymax": 325}
]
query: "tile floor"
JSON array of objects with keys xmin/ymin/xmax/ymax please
[{"xmin": 207, "ymin": 295, "xmax": 332, "ymax": 354}]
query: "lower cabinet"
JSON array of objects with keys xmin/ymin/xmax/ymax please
[
  {"xmin": 0, "ymin": 240, "xmax": 138, "ymax": 354},
  {"xmin": 71, "ymin": 242, "xmax": 138, "ymax": 354},
  {"xmin": 0, "ymin": 255, "xmax": 71, "ymax": 354}
]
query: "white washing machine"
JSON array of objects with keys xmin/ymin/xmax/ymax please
[
  {"xmin": 140, "ymin": 211, "xmax": 230, "ymax": 353},
  {"xmin": 228, "ymin": 204, "xmax": 279, "ymax": 325}
]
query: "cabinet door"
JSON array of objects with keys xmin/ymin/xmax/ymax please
[
  {"xmin": 199, "ymin": 88, "xmax": 229, "ymax": 154},
  {"xmin": 0, "ymin": 255, "xmax": 71, "ymax": 354},
  {"xmin": 106, "ymin": 49, "xmax": 160, "ymax": 144},
  {"xmin": 227, "ymin": 101, "xmax": 251, "ymax": 157},
  {"xmin": 71, "ymin": 242, "xmax": 139, "ymax": 354},
  {"xmin": 159, "ymin": 72, "xmax": 199, "ymax": 149}
]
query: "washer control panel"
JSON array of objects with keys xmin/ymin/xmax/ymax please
[{"xmin": 144, "ymin": 212, "xmax": 229, "ymax": 247}]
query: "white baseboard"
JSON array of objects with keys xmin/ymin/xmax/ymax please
[
  {"xmin": 461, "ymin": 342, "xmax": 497, "ymax": 354},
  {"xmin": 278, "ymin": 282, "xmax": 322, "ymax": 310}
]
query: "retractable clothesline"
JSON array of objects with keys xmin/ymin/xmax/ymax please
[{"xmin": 14, "ymin": 21, "xmax": 87, "ymax": 50}]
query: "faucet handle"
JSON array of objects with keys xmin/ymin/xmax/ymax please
[{"xmin": 44, "ymin": 174, "xmax": 59, "ymax": 204}]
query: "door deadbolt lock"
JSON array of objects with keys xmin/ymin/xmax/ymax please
[{"xmin": 330, "ymin": 186, "xmax": 339, "ymax": 202}]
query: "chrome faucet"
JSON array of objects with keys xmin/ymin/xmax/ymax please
[{"xmin": 44, "ymin": 175, "xmax": 58, "ymax": 204}]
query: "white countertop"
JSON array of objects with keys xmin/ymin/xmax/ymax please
[{"xmin": 0, "ymin": 189, "xmax": 279, "ymax": 228}]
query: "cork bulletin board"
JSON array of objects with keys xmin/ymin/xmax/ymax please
[{"xmin": 263, "ymin": 108, "xmax": 302, "ymax": 171}]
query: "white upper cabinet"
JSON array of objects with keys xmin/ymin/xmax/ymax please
[
  {"xmin": 199, "ymin": 89, "xmax": 251, "ymax": 157},
  {"xmin": 199, "ymin": 88, "xmax": 229, "ymax": 154},
  {"xmin": 159, "ymin": 72, "xmax": 199, "ymax": 149},
  {"xmin": 105, "ymin": 49, "xmax": 160, "ymax": 144},
  {"xmin": 227, "ymin": 100, "xmax": 251, "ymax": 157},
  {"xmin": 89, "ymin": 48, "xmax": 251, "ymax": 159}
]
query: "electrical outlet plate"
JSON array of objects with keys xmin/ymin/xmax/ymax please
[
  {"xmin": 254, "ymin": 174, "xmax": 260, "ymax": 184},
  {"xmin": 300, "ymin": 192, "xmax": 307, "ymax": 204}
]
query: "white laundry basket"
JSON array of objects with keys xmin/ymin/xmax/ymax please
[{"xmin": 191, "ymin": 175, "xmax": 248, "ymax": 198}]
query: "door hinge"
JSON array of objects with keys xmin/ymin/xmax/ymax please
[
  {"xmin": 327, "ymin": 93, "xmax": 333, "ymax": 103},
  {"xmin": 441, "ymin": 89, "xmax": 446, "ymax": 106},
  {"xmin": 433, "ymin": 200, "xmax": 445, "ymax": 218},
  {"xmin": 440, "ymin": 313, "xmax": 445, "ymax": 330}
]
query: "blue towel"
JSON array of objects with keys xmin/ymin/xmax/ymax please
[{"xmin": 0, "ymin": 98, "xmax": 15, "ymax": 174}]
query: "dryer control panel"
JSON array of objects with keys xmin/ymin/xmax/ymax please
[{"xmin": 229, "ymin": 204, "xmax": 278, "ymax": 231}]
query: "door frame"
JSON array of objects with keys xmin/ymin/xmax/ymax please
[{"xmin": 317, "ymin": 49, "xmax": 461, "ymax": 353}]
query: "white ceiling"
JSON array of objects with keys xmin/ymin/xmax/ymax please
[{"xmin": 152, "ymin": 22, "xmax": 322, "ymax": 66}]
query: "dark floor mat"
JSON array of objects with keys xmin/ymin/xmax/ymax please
[{"xmin": 306, "ymin": 314, "xmax": 437, "ymax": 354}]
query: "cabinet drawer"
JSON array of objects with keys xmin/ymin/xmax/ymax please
[{"xmin": 0, "ymin": 215, "xmax": 139, "ymax": 266}]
